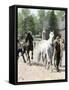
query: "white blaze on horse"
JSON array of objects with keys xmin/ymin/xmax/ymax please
[{"xmin": 36, "ymin": 32, "xmax": 54, "ymax": 69}]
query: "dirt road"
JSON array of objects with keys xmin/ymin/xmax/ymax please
[{"xmin": 18, "ymin": 56, "xmax": 65, "ymax": 82}]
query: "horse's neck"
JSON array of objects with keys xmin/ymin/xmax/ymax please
[{"xmin": 48, "ymin": 37, "xmax": 53, "ymax": 44}]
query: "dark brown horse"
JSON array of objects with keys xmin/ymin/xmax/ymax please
[{"xmin": 25, "ymin": 32, "xmax": 33, "ymax": 64}]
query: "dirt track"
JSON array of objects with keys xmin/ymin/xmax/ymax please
[{"xmin": 18, "ymin": 56, "xmax": 65, "ymax": 82}]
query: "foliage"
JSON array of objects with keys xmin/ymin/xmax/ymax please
[
  {"xmin": 38, "ymin": 10, "xmax": 46, "ymax": 32},
  {"xmin": 18, "ymin": 9, "xmax": 30, "ymax": 34},
  {"xmin": 23, "ymin": 15, "xmax": 35, "ymax": 34},
  {"xmin": 18, "ymin": 9, "xmax": 64, "ymax": 39},
  {"xmin": 48, "ymin": 10, "xmax": 59, "ymax": 38}
]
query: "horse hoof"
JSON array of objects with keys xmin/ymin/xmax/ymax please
[
  {"xmin": 57, "ymin": 69, "xmax": 60, "ymax": 72},
  {"xmin": 31, "ymin": 57, "xmax": 33, "ymax": 59},
  {"xmin": 24, "ymin": 61, "xmax": 26, "ymax": 63}
]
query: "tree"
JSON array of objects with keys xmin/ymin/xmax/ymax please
[
  {"xmin": 33, "ymin": 15, "xmax": 40, "ymax": 35},
  {"xmin": 23, "ymin": 15, "xmax": 35, "ymax": 35},
  {"xmin": 56, "ymin": 11, "xmax": 65, "ymax": 18},
  {"xmin": 38, "ymin": 10, "xmax": 46, "ymax": 32},
  {"xmin": 48, "ymin": 10, "xmax": 59, "ymax": 38},
  {"xmin": 21, "ymin": 9, "xmax": 30, "ymax": 18},
  {"xmin": 18, "ymin": 12, "xmax": 24, "ymax": 34},
  {"xmin": 18, "ymin": 9, "xmax": 30, "ymax": 39}
]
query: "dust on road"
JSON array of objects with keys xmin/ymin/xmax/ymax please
[{"xmin": 18, "ymin": 56, "xmax": 65, "ymax": 82}]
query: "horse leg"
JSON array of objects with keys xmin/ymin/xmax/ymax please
[
  {"xmin": 47, "ymin": 54, "xmax": 53, "ymax": 70},
  {"xmin": 46, "ymin": 53, "xmax": 50, "ymax": 70},
  {"xmin": 54, "ymin": 54, "xmax": 56, "ymax": 67},
  {"xmin": 56, "ymin": 59, "xmax": 60, "ymax": 72},
  {"xmin": 45, "ymin": 54, "xmax": 47, "ymax": 69},
  {"xmin": 60, "ymin": 58, "xmax": 62, "ymax": 67},
  {"xmin": 50, "ymin": 58, "xmax": 53, "ymax": 72},
  {"xmin": 22, "ymin": 50, "xmax": 26, "ymax": 63},
  {"xmin": 47, "ymin": 62, "xmax": 50, "ymax": 70},
  {"xmin": 38, "ymin": 52, "xmax": 41, "ymax": 62},
  {"xmin": 42, "ymin": 52, "xmax": 45, "ymax": 63},
  {"xmin": 31, "ymin": 50, "xmax": 33, "ymax": 59},
  {"xmin": 54, "ymin": 59, "xmax": 56, "ymax": 67},
  {"xmin": 51, "ymin": 59, "xmax": 52, "ymax": 65},
  {"xmin": 22, "ymin": 54, "xmax": 26, "ymax": 63},
  {"xmin": 60, "ymin": 52, "xmax": 63, "ymax": 67},
  {"xmin": 27, "ymin": 49, "xmax": 31, "ymax": 65}
]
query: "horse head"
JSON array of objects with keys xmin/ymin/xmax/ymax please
[
  {"xmin": 48, "ymin": 32, "xmax": 54, "ymax": 46},
  {"xmin": 49, "ymin": 31, "xmax": 54, "ymax": 39}
]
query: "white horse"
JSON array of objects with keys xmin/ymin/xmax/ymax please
[{"xmin": 37, "ymin": 32, "xmax": 54, "ymax": 69}]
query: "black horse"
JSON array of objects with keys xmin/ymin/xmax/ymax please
[
  {"xmin": 25, "ymin": 32, "xmax": 33, "ymax": 64},
  {"xmin": 17, "ymin": 32, "xmax": 33, "ymax": 64}
]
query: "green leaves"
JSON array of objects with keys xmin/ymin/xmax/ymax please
[
  {"xmin": 24, "ymin": 15, "xmax": 35, "ymax": 34},
  {"xmin": 49, "ymin": 10, "xmax": 59, "ymax": 38},
  {"xmin": 18, "ymin": 9, "xmax": 64, "ymax": 39}
]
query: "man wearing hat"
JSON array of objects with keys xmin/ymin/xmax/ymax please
[{"xmin": 54, "ymin": 36, "xmax": 60, "ymax": 72}]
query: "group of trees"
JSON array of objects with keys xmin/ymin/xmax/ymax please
[{"xmin": 18, "ymin": 9, "xmax": 65, "ymax": 39}]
